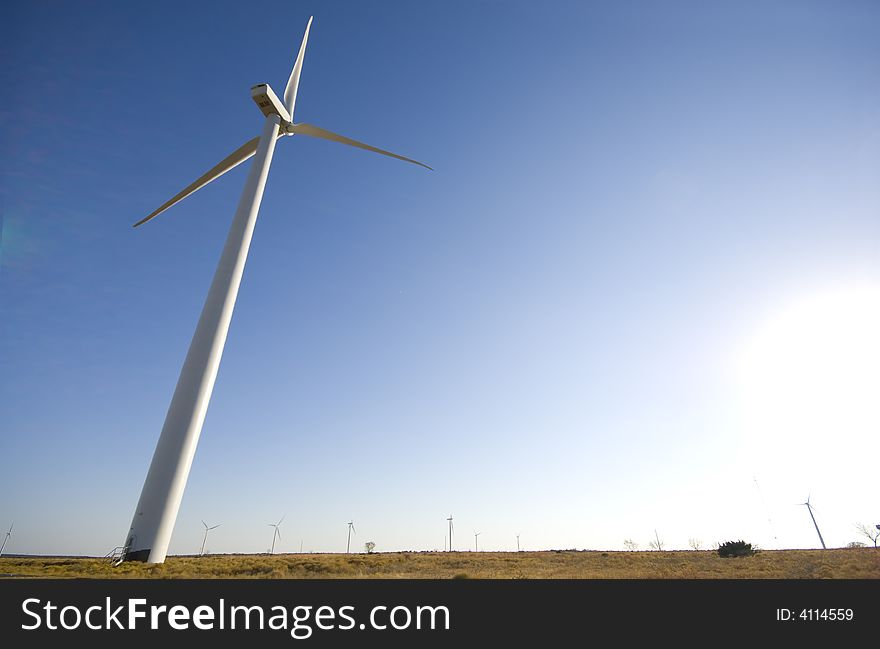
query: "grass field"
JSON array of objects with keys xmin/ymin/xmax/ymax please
[{"xmin": 1, "ymin": 548, "xmax": 878, "ymax": 579}]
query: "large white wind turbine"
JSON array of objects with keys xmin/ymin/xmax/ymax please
[{"xmin": 122, "ymin": 17, "xmax": 430, "ymax": 563}]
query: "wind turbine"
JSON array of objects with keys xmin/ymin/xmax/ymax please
[
  {"xmin": 121, "ymin": 16, "xmax": 430, "ymax": 564},
  {"xmin": 447, "ymin": 515, "xmax": 454, "ymax": 552},
  {"xmin": 800, "ymin": 495, "xmax": 827, "ymax": 549},
  {"xmin": 516, "ymin": 533, "xmax": 520, "ymax": 552},
  {"xmin": 653, "ymin": 529, "xmax": 664, "ymax": 551},
  {"xmin": 474, "ymin": 531, "xmax": 481, "ymax": 552},
  {"xmin": 346, "ymin": 521, "xmax": 356, "ymax": 553},
  {"xmin": 0, "ymin": 522, "xmax": 12, "ymax": 557},
  {"xmin": 199, "ymin": 520, "xmax": 220, "ymax": 556},
  {"xmin": 268, "ymin": 516, "xmax": 284, "ymax": 555}
]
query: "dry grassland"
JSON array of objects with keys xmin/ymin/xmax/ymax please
[{"xmin": 2, "ymin": 548, "xmax": 878, "ymax": 579}]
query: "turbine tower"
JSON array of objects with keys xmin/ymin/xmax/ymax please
[
  {"xmin": 516, "ymin": 533, "xmax": 520, "ymax": 552},
  {"xmin": 447, "ymin": 515, "xmax": 454, "ymax": 552},
  {"xmin": 0, "ymin": 522, "xmax": 12, "ymax": 557},
  {"xmin": 474, "ymin": 531, "xmax": 481, "ymax": 552},
  {"xmin": 199, "ymin": 520, "xmax": 220, "ymax": 556},
  {"xmin": 346, "ymin": 521, "xmax": 356, "ymax": 553},
  {"xmin": 268, "ymin": 517, "xmax": 284, "ymax": 555},
  {"xmin": 801, "ymin": 495, "xmax": 826, "ymax": 549},
  {"xmin": 121, "ymin": 17, "xmax": 430, "ymax": 563}
]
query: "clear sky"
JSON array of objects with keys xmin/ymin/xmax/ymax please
[{"xmin": 2, "ymin": 0, "xmax": 878, "ymax": 557}]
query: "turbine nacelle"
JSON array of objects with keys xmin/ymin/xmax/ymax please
[{"xmin": 251, "ymin": 84, "xmax": 292, "ymax": 124}]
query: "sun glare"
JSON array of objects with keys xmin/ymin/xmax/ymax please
[{"xmin": 737, "ymin": 285, "xmax": 880, "ymax": 472}]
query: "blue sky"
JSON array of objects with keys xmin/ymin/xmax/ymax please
[{"xmin": 2, "ymin": 0, "xmax": 878, "ymax": 556}]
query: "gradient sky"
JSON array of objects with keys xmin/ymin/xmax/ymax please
[{"xmin": 2, "ymin": 0, "xmax": 878, "ymax": 557}]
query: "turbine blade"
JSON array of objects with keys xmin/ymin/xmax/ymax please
[
  {"xmin": 284, "ymin": 16, "xmax": 313, "ymax": 120},
  {"xmin": 133, "ymin": 136, "xmax": 261, "ymax": 227},
  {"xmin": 289, "ymin": 123, "xmax": 433, "ymax": 170},
  {"xmin": 202, "ymin": 520, "xmax": 208, "ymax": 529}
]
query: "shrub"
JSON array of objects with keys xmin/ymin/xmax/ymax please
[
  {"xmin": 717, "ymin": 540, "xmax": 756, "ymax": 558},
  {"xmin": 846, "ymin": 541, "xmax": 866, "ymax": 549}
]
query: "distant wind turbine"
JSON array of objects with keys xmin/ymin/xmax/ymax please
[
  {"xmin": 653, "ymin": 529, "xmax": 664, "ymax": 551},
  {"xmin": 752, "ymin": 476, "xmax": 778, "ymax": 548},
  {"xmin": 447, "ymin": 515, "xmax": 454, "ymax": 552},
  {"xmin": 121, "ymin": 16, "xmax": 430, "ymax": 564},
  {"xmin": 0, "ymin": 522, "xmax": 12, "ymax": 557},
  {"xmin": 347, "ymin": 521, "xmax": 356, "ymax": 553},
  {"xmin": 268, "ymin": 517, "xmax": 284, "ymax": 555},
  {"xmin": 474, "ymin": 531, "xmax": 481, "ymax": 552},
  {"xmin": 200, "ymin": 521, "xmax": 220, "ymax": 556},
  {"xmin": 800, "ymin": 495, "xmax": 826, "ymax": 549},
  {"xmin": 516, "ymin": 533, "xmax": 520, "ymax": 552}
]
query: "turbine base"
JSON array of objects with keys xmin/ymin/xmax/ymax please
[{"xmin": 122, "ymin": 548, "xmax": 152, "ymax": 562}]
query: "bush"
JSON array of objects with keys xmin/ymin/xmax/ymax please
[
  {"xmin": 846, "ymin": 541, "xmax": 866, "ymax": 549},
  {"xmin": 717, "ymin": 540, "xmax": 756, "ymax": 558}
]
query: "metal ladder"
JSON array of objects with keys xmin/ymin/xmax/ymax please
[{"xmin": 105, "ymin": 545, "xmax": 128, "ymax": 567}]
